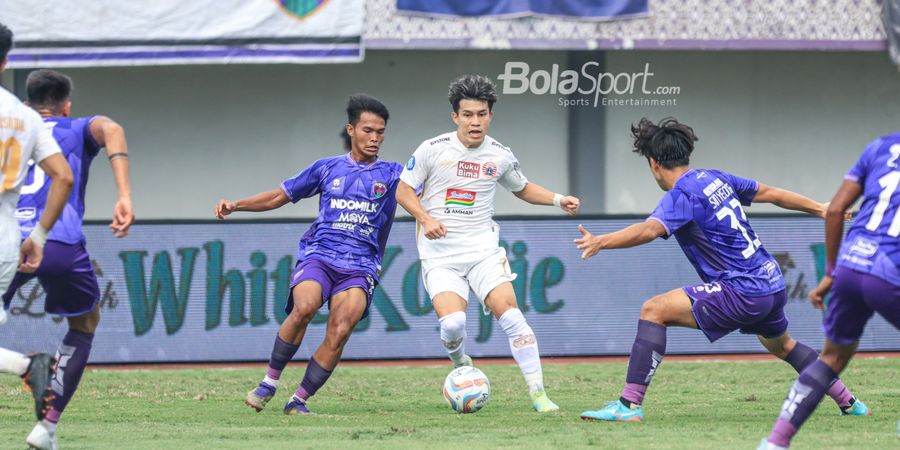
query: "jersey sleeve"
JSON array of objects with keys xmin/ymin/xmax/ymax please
[
  {"xmin": 83, "ymin": 116, "xmax": 103, "ymax": 157},
  {"xmin": 280, "ymin": 160, "xmax": 325, "ymax": 203},
  {"xmin": 845, "ymin": 138, "xmax": 881, "ymax": 185},
  {"xmin": 400, "ymin": 142, "xmax": 431, "ymax": 189},
  {"xmin": 724, "ymin": 172, "xmax": 759, "ymax": 206},
  {"xmin": 498, "ymin": 152, "xmax": 528, "ymax": 192},
  {"xmin": 30, "ymin": 110, "xmax": 62, "ymax": 163},
  {"xmin": 647, "ymin": 188, "xmax": 694, "ymax": 237}
]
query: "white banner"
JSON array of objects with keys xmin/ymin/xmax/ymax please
[{"xmin": 1, "ymin": 0, "xmax": 363, "ymax": 67}]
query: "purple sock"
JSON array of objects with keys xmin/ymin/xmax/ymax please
[
  {"xmin": 266, "ymin": 335, "xmax": 300, "ymax": 380},
  {"xmin": 784, "ymin": 342, "xmax": 854, "ymax": 408},
  {"xmin": 621, "ymin": 320, "xmax": 666, "ymax": 406},
  {"xmin": 826, "ymin": 380, "xmax": 854, "ymax": 408},
  {"xmin": 48, "ymin": 330, "xmax": 94, "ymax": 422},
  {"xmin": 768, "ymin": 360, "xmax": 837, "ymax": 447},
  {"xmin": 295, "ymin": 358, "xmax": 332, "ymax": 400},
  {"xmin": 784, "ymin": 342, "xmax": 818, "ymax": 373}
]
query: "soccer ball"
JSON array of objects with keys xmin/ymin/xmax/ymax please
[{"xmin": 442, "ymin": 366, "xmax": 490, "ymax": 413}]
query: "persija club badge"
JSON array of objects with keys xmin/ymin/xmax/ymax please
[{"xmin": 482, "ymin": 162, "xmax": 497, "ymax": 177}]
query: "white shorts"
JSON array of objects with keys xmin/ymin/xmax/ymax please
[
  {"xmin": 0, "ymin": 259, "xmax": 15, "ymax": 295},
  {"xmin": 421, "ymin": 247, "xmax": 517, "ymax": 314}
]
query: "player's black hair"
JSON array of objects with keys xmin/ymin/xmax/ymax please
[
  {"xmin": 0, "ymin": 23, "xmax": 13, "ymax": 62},
  {"xmin": 631, "ymin": 117, "xmax": 698, "ymax": 169},
  {"xmin": 26, "ymin": 69, "xmax": 73, "ymax": 109},
  {"xmin": 340, "ymin": 126, "xmax": 351, "ymax": 152},
  {"xmin": 448, "ymin": 74, "xmax": 497, "ymax": 113},
  {"xmin": 346, "ymin": 94, "xmax": 389, "ymax": 125}
]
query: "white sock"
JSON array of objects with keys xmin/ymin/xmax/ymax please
[
  {"xmin": 262, "ymin": 375, "xmax": 279, "ymax": 389},
  {"xmin": 0, "ymin": 347, "xmax": 30, "ymax": 376},
  {"xmin": 439, "ymin": 311, "xmax": 467, "ymax": 364},
  {"xmin": 41, "ymin": 419, "xmax": 57, "ymax": 434},
  {"xmin": 498, "ymin": 308, "xmax": 544, "ymax": 394}
]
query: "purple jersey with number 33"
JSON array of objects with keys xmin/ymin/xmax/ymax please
[
  {"xmin": 647, "ymin": 168, "xmax": 785, "ymax": 297},
  {"xmin": 281, "ymin": 154, "xmax": 403, "ymax": 280},
  {"xmin": 839, "ymin": 133, "xmax": 900, "ymax": 286}
]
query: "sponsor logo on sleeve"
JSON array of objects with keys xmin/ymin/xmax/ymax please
[
  {"xmin": 406, "ymin": 156, "xmax": 416, "ymax": 170},
  {"xmin": 457, "ymin": 161, "xmax": 481, "ymax": 178},
  {"xmin": 445, "ymin": 189, "xmax": 477, "ymax": 206}
]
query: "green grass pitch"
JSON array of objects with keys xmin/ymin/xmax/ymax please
[{"xmin": 2, "ymin": 357, "xmax": 898, "ymax": 449}]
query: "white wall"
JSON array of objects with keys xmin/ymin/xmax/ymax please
[
  {"xmin": 6, "ymin": 49, "xmax": 900, "ymax": 219},
  {"xmin": 18, "ymin": 51, "xmax": 570, "ymax": 220},
  {"xmin": 603, "ymin": 50, "xmax": 900, "ymax": 214}
]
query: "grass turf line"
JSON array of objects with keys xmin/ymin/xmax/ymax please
[{"xmin": 1, "ymin": 358, "xmax": 898, "ymax": 449}]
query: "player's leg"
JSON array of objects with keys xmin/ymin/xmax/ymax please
[
  {"xmin": 424, "ymin": 259, "xmax": 473, "ymax": 367},
  {"xmin": 246, "ymin": 277, "xmax": 324, "ymax": 412},
  {"xmin": 471, "ymin": 247, "xmax": 556, "ymax": 412},
  {"xmin": 761, "ymin": 267, "xmax": 888, "ymax": 449},
  {"xmin": 0, "ymin": 263, "xmax": 56, "ymax": 425},
  {"xmin": 581, "ymin": 287, "xmax": 695, "ymax": 422},
  {"xmin": 285, "ymin": 285, "xmax": 369, "ymax": 415},
  {"xmin": 26, "ymin": 242, "xmax": 101, "ymax": 449},
  {"xmin": 761, "ymin": 340, "xmax": 858, "ymax": 450},
  {"xmin": 481, "ymin": 282, "xmax": 558, "ymax": 412},
  {"xmin": 756, "ymin": 332, "xmax": 861, "ymax": 414}
]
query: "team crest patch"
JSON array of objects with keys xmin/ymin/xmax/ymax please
[
  {"xmin": 276, "ymin": 0, "xmax": 328, "ymax": 20},
  {"xmin": 482, "ymin": 161, "xmax": 497, "ymax": 177},
  {"xmin": 372, "ymin": 181, "xmax": 387, "ymax": 199},
  {"xmin": 457, "ymin": 161, "xmax": 480, "ymax": 178},
  {"xmin": 445, "ymin": 188, "xmax": 476, "ymax": 206}
]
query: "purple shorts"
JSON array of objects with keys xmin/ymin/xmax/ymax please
[
  {"xmin": 287, "ymin": 258, "xmax": 376, "ymax": 319},
  {"xmin": 684, "ymin": 281, "xmax": 788, "ymax": 342},
  {"xmin": 2, "ymin": 240, "xmax": 100, "ymax": 316},
  {"xmin": 824, "ymin": 266, "xmax": 900, "ymax": 345}
]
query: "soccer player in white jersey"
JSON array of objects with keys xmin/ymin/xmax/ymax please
[
  {"xmin": 0, "ymin": 22, "xmax": 75, "ymax": 448},
  {"xmin": 397, "ymin": 75, "xmax": 580, "ymax": 412}
]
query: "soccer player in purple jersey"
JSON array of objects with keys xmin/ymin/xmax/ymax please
[
  {"xmin": 1, "ymin": 68, "xmax": 134, "ymax": 450},
  {"xmin": 215, "ymin": 95, "xmax": 403, "ymax": 415},
  {"xmin": 759, "ymin": 133, "xmax": 900, "ymax": 449},
  {"xmin": 574, "ymin": 117, "xmax": 869, "ymax": 423}
]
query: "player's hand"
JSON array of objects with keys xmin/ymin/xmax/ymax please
[
  {"xmin": 422, "ymin": 217, "xmax": 447, "ymax": 240},
  {"xmin": 808, "ymin": 275, "xmax": 833, "ymax": 310},
  {"xmin": 560, "ymin": 196, "xmax": 580, "ymax": 216},
  {"xmin": 18, "ymin": 237, "xmax": 43, "ymax": 273},
  {"xmin": 110, "ymin": 196, "xmax": 134, "ymax": 238},
  {"xmin": 574, "ymin": 224, "xmax": 602, "ymax": 260},
  {"xmin": 215, "ymin": 199, "xmax": 237, "ymax": 219}
]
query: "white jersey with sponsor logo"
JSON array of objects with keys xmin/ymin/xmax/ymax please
[
  {"xmin": 400, "ymin": 131, "xmax": 528, "ymax": 259},
  {"xmin": 0, "ymin": 86, "xmax": 62, "ymax": 261}
]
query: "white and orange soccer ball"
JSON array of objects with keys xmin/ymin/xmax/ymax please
[{"xmin": 442, "ymin": 366, "xmax": 490, "ymax": 413}]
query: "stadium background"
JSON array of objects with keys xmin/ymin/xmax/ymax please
[{"xmin": 1, "ymin": 0, "xmax": 898, "ymax": 362}]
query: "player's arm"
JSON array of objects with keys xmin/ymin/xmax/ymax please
[
  {"xmin": 215, "ymin": 188, "xmax": 290, "ymax": 219},
  {"xmin": 19, "ymin": 152, "xmax": 74, "ymax": 272},
  {"xmin": 752, "ymin": 183, "xmax": 827, "ymax": 217},
  {"xmin": 808, "ymin": 180, "xmax": 863, "ymax": 309},
  {"xmin": 90, "ymin": 116, "xmax": 134, "ymax": 237},
  {"xmin": 512, "ymin": 182, "xmax": 580, "ymax": 216},
  {"xmin": 396, "ymin": 181, "xmax": 446, "ymax": 239},
  {"xmin": 574, "ymin": 220, "xmax": 667, "ymax": 260}
]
